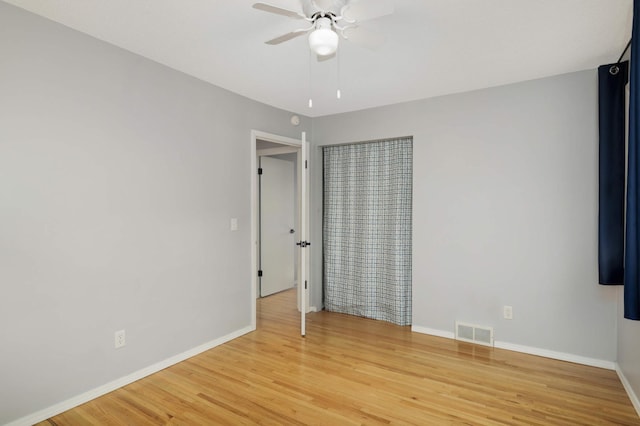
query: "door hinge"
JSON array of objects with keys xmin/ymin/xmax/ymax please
[
  {"xmin": 305, "ymin": 160, "xmax": 308, "ymax": 169},
  {"xmin": 305, "ymin": 280, "xmax": 307, "ymax": 289},
  {"xmin": 258, "ymin": 270, "xmax": 263, "ymax": 277},
  {"xmin": 258, "ymin": 167, "xmax": 263, "ymax": 175}
]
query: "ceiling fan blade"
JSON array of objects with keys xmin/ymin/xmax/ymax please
[
  {"xmin": 265, "ymin": 28, "xmax": 310, "ymax": 45},
  {"xmin": 343, "ymin": 26, "xmax": 386, "ymax": 50},
  {"xmin": 343, "ymin": 0, "xmax": 394, "ymax": 22},
  {"xmin": 253, "ymin": 3, "xmax": 307, "ymax": 19}
]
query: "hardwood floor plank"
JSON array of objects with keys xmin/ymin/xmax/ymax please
[{"xmin": 38, "ymin": 289, "xmax": 639, "ymax": 425}]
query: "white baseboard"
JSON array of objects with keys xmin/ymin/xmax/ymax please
[
  {"xmin": 615, "ymin": 363, "xmax": 640, "ymax": 418},
  {"xmin": 411, "ymin": 326, "xmax": 614, "ymax": 370},
  {"xmin": 411, "ymin": 325, "xmax": 455, "ymax": 339},
  {"xmin": 493, "ymin": 341, "xmax": 615, "ymax": 370},
  {"xmin": 6, "ymin": 325, "xmax": 255, "ymax": 426}
]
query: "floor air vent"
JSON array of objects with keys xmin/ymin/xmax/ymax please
[{"xmin": 455, "ymin": 322, "xmax": 494, "ymax": 347}]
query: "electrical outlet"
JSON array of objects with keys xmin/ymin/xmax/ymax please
[
  {"xmin": 114, "ymin": 329, "xmax": 126, "ymax": 349},
  {"xmin": 230, "ymin": 218, "xmax": 238, "ymax": 231},
  {"xmin": 503, "ymin": 306, "xmax": 513, "ymax": 320}
]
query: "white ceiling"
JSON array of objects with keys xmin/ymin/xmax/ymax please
[{"xmin": 3, "ymin": 0, "xmax": 633, "ymax": 117}]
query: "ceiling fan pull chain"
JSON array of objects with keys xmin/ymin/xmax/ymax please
[
  {"xmin": 308, "ymin": 49, "xmax": 313, "ymax": 108},
  {"xmin": 337, "ymin": 47, "xmax": 342, "ymax": 99}
]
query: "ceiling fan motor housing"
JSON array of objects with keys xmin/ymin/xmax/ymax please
[{"xmin": 308, "ymin": 16, "xmax": 338, "ymax": 56}]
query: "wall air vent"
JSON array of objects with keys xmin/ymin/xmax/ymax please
[{"xmin": 455, "ymin": 321, "xmax": 494, "ymax": 347}]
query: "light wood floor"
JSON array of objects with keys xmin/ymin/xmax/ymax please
[{"xmin": 41, "ymin": 289, "xmax": 639, "ymax": 425}]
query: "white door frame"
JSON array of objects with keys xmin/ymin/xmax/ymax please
[{"xmin": 250, "ymin": 130, "xmax": 309, "ymax": 331}]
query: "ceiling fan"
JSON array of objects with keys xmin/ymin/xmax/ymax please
[{"xmin": 252, "ymin": 0, "xmax": 394, "ymax": 59}]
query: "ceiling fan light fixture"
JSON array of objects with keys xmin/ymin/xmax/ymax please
[{"xmin": 308, "ymin": 18, "xmax": 338, "ymax": 56}]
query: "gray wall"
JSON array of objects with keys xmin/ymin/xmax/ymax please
[
  {"xmin": 311, "ymin": 70, "xmax": 618, "ymax": 361},
  {"xmin": 0, "ymin": 3, "xmax": 309, "ymax": 424}
]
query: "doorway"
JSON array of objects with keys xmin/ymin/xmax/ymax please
[{"xmin": 250, "ymin": 130, "xmax": 309, "ymax": 334}]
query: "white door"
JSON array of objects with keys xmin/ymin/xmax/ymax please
[
  {"xmin": 300, "ymin": 132, "xmax": 308, "ymax": 336},
  {"xmin": 260, "ymin": 156, "xmax": 296, "ymax": 297}
]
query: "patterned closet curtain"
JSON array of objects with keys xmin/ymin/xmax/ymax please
[{"xmin": 323, "ymin": 137, "xmax": 412, "ymax": 326}]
